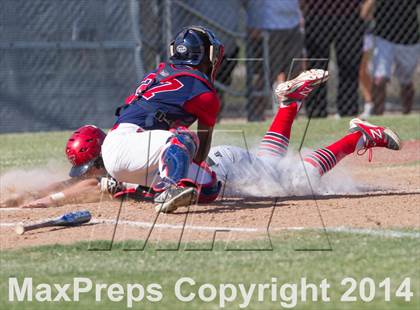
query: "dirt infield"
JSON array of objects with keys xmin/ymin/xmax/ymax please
[{"xmin": 1, "ymin": 141, "xmax": 419, "ymax": 250}]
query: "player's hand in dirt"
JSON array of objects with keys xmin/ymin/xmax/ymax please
[
  {"xmin": 20, "ymin": 197, "xmax": 54, "ymax": 208},
  {"xmin": 0, "ymin": 195, "xmax": 25, "ymax": 208}
]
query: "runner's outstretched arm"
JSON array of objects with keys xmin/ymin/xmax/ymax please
[{"xmin": 19, "ymin": 178, "xmax": 104, "ymax": 208}]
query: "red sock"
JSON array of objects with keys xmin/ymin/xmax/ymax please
[
  {"xmin": 258, "ymin": 103, "xmax": 298, "ymax": 157},
  {"xmin": 304, "ymin": 131, "xmax": 362, "ymax": 175}
]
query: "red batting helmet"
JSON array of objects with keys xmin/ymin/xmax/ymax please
[{"xmin": 65, "ymin": 125, "xmax": 106, "ymax": 177}]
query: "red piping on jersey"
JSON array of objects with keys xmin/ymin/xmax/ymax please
[
  {"xmin": 161, "ymin": 73, "xmax": 215, "ymax": 93},
  {"xmin": 162, "ymin": 64, "xmax": 215, "ymax": 92}
]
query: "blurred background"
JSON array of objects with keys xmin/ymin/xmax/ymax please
[{"xmin": 0, "ymin": 0, "xmax": 419, "ymax": 132}]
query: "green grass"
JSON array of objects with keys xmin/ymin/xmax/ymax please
[
  {"xmin": 1, "ymin": 114, "xmax": 419, "ymax": 309},
  {"xmin": 1, "ymin": 232, "xmax": 419, "ymax": 310}
]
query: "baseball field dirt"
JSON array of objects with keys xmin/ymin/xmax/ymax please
[{"xmin": 1, "ymin": 140, "xmax": 418, "ymax": 250}]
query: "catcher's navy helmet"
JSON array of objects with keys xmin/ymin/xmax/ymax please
[{"xmin": 170, "ymin": 26, "xmax": 224, "ymax": 82}]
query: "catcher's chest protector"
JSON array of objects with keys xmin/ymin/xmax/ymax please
[{"xmin": 116, "ymin": 63, "xmax": 216, "ymax": 130}]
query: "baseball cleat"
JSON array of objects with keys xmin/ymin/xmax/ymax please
[
  {"xmin": 275, "ymin": 69, "xmax": 329, "ymax": 107},
  {"xmin": 349, "ymin": 118, "xmax": 401, "ymax": 159},
  {"xmin": 154, "ymin": 186, "xmax": 198, "ymax": 213}
]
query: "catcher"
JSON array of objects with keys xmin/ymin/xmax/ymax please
[{"xmin": 101, "ymin": 25, "xmax": 224, "ymax": 212}]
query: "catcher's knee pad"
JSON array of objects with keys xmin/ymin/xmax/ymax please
[
  {"xmin": 159, "ymin": 129, "xmax": 198, "ymax": 185},
  {"xmin": 169, "ymin": 126, "xmax": 199, "ymax": 156}
]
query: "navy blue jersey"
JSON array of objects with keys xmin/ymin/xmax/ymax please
[{"xmin": 116, "ymin": 63, "xmax": 220, "ymax": 130}]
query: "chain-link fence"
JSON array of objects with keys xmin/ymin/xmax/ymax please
[
  {"xmin": 1, "ymin": 0, "xmax": 419, "ymax": 132},
  {"xmin": 0, "ymin": 0, "xmax": 145, "ymax": 133}
]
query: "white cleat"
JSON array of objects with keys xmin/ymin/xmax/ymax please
[{"xmin": 275, "ymin": 69, "xmax": 329, "ymax": 108}]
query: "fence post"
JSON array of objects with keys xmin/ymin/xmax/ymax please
[
  {"xmin": 163, "ymin": 0, "xmax": 173, "ymax": 61},
  {"xmin": 129, "ymin": 0, "xmax": 145, "ymax": 80},
  {"xmin": 262, "ymin": 30, "xmax": 272, "ymax": 114}
]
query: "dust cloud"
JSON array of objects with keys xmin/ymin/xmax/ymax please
[
  {"xmin": 217, "ymin": 147, "xmax": 360, "ymax": 198},
  {"xmin": 0, "ymin": 161, "xmax": 69, "ymax": 200}
]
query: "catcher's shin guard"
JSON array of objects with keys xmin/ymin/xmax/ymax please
[{"xmin": 159, "ymin": 128, "xmax": 198, "ymax": 186}]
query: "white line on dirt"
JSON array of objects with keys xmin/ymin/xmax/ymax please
[
  {"xmin": 91, "ymin": 219, "xmax": 264, "ymax": 232},
  {"xmin": 1, "ymin": 219, "xmax": 419, "ymax": 238}
]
